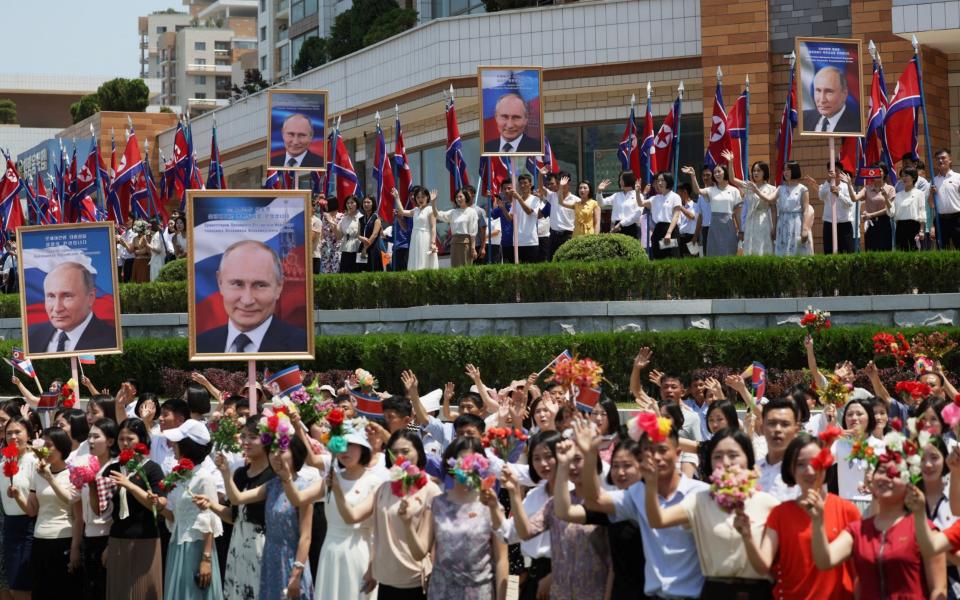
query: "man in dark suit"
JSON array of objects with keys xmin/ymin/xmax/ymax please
[
  {"xmin": 195, "ymin": 240, "xmax": 308, "ymax": 354},
  {"xmin": 483, "ymin": 92, "xmax": 542, "ymax": 154},
  {"xmin": 802, "ymin": 65, "xmax": 861, "ymax": 134},
  {"xmin": 270, "ymin": 113, "xmax": 324, "ymax": 168},
  {"xmin": 28, "ymin": 262, "xmax": 117, "ymax": 353}
]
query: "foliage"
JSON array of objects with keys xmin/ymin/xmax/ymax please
[
  {"xmin": 156, "ymin": 259, "xmax": 187, "ymax": 283},
  {"xmin": 96, "ymin": 78, "xmax": 150, "ymax": 113},
  {"xmin": 232, "ymin": 69, "xmax": 271, "ymax": 99},
  {"xmin": 0, "ymin": 99, "xmax": 16, "ymax": 125},
  {"xmin": 362, "ymin": 8, "xmax": 419, "ymax": 47},
  {"xmin": 159, "ymin": 106, "xmax": 175, "ymax": 114},
  {"xmin": 328, "ymin": 0, "xmax": 416, "ymax": 60},
  {"xmin": 292, "ymin": 36, "xmax": 328, "ymax": 76},
  {"xmin": 3, "ymin": 327, "xmax": 955, "ymax": 402},
  {"xmin": 0, "ymin": 252, "xmax": 958, "ymax": 314},
  {"xmin": 70, "ymin": 94, "xmax": 101, "ymax": 124},
  {"xmin": 552, "ymin": 234, "xmax": 647, "ymax": 263}
]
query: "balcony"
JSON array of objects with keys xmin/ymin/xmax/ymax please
[
  {"xmin": 186, "ymin": 63, "xmax": 233, "ymax": 75},
  {"xmin": 188, "ymin": 97, "xmax": 230, "ymax": 110},
  {"xmin": 276, "ymin": 27, "xmax": 289, "ymax": 42},
  {"xmin": 275, "ymin": 0, "xmax": 289, "ymax": 20}
]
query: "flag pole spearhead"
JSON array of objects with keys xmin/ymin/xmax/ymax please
[
  {"xmin": 789, "ymin": 51, "xmax": 796, "ymax": 69},
  {"xmin": 745, "ymin": 74, "xmax": 750, "ymax": 91},
  {"xmin": 394, "ymin": 104, "xmax": 399, "ymax": 117},
  {"xmin": 646, "ymin": 81, "xmax": 652, "ymax": 98},
  {"xmin": 375, "ymin": 110, "xmax": 381, "ymax": 127},
  {"xmin": 716, "ymin": 66, "xmax": 723, "ymax": 82},
  {"xmin": 912, "ymin": 35, "xmax": 920, "ymax": 52},
  {"xmin": 678, "ymin": 80, "xmax": 684, "ymax": 98},
  {"xmin": 630, "ymin": 94, "xmax": 636, "ymax": 109}
]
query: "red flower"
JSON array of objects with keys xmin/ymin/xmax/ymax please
[
  {"xmin": 134, "ymin": 443, "xmax": 149, "ymax": 456},
  {"xmin": 414, "ymin": 474, "xmax": 427, "ymax": 490},
  {"xmin": 818, "ymin": 425, "xmax": 843, "ymax": 447},
  {"xmin": 2, "ymin": 462, "xmax": 17, "ymax": 478},
  {"xmin": 903, "ymin": 440, "xmax": 918, "ymax": 456},
  {"xmin": 118, "ymin": 449, "xmax": 135, "ymax": 466},
  {"xmin": 389, "ymin": 480, "xmax": 403, "ymax": 497},
  {"xmin": 62, "ymin": 398, "xmax": 75, "ymax": 409},
  {"xmin": 810, "ymin": 447, "xmax": 835, "ymax": 472},
  {"xmin": 800, "ymin": 313, "xmax": 816, "ymax": 326},
  {"xmin": 954, "ymin": 394, "xmax": 960, "ymax": 407},
  {"xmin": 327, "ymin": 408, "xmax": 344, "ymax": 427},
  {"xmin": 267, "ymin": 415, "xmax": 279, "ymax": 430},
  {"xmin": 885, "ymin": 465, "xmax": 900, "ymax": 479},
  {"xmin": 394, "ymin": 455, "xmax": 407, "ymax": 467},
  {"xmin": 824, "ymin": 320, "xmax": 832, "ymax": 329},
  {"xmin": 173, "ymin": 458, "xmax": 194, "ymax": 473},
  {"xmin": 158, "ymin": 481, "xmax": 168, "ymax": 492},
  {"xmin": 1, "ymin": 446, "xmax": 18, "ymax": 460},
  {"xmin": 890, "ymin": 418, "xmax": 903, "ymax": 432}
]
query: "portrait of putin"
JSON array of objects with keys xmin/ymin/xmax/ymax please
[
  {"xmin": 27, "ymin": 262, "xmax": 117, "ymax": 353},
  {"xmin": 270, "ymin": 113, "xmax": 324, "ymax": 169},
  {"xmin": 801, "ymin": 65, "xmax": 862, "ymax": 134},
  {"xmin": 195, "ymin": 240, "xmax": 307, "ymax": 354},
  {"xmin": 483, "ymin": 92, "xmax": 542, "ymax": 154}
]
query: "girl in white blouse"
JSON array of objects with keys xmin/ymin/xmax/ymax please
[
  {"xmin": 336, "ymin": 196, "xmax": 362, "ymax": 273},
  {"xmin": 431, "ymin": 187, "xmax": 479, "ymax": 267},
  {"xmin": 892, "ymin": 167, "xmax": 927, "ymax": 251},
  {"xmin": 1, "ymin": 414, "xmax": 38, "ymax": 599}
]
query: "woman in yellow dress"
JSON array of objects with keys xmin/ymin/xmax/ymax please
[{"xmin": 558, "ymin": 176, "xmax": 600, "ymax": 236}]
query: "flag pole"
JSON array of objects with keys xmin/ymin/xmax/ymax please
[
  {"xmin": 782, "ymin": 52, "xmax": 796, "ymax": 184},
  {"xmin": 744, "ymin": 74, "xmax": 750, "ymax": 182},
  {"xmin": 90, "ymin": 124, "xmax": 104, "ymax": 213},
  {"xmin": 512, "ymin": 160, "xmax": 519, "ymax": 265},
  {"xmin": 645, "ymin": 82, "xmax": 653, "ymax": 255},
  {"xmin": 673, "ymin": 81, "xmax": 683, "ymax": 191},
  {"xmin": 78, "ymin": 359, "xmax": 85, "ymax": 382},
  {"xmin": 913, "ymin": 35, "xmax": 941, "ymax": 250},
  {"xmin": 248, "ymin": 360, "xmax": 257, "ymax": 415},
  {"xmin": 70, "ymin": 357, "xmax": 79, "ymax": 404}
]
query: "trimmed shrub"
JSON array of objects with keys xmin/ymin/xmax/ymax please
[
  {"xmin": 552, "ymin": 233, "xmax": 647, "ymax": 262},
  {"xmin": 5, "ymin": 326, "xmax": 955, "ymax": 402},
  {"xmin": 157, "ymin": 259, "xmax": 187, "ymax": 282}
]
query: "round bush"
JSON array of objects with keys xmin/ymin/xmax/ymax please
[
  {"xmin": 157, "ymin": 258, "xmax": 187, "ymax": 282},
  {"xmin": 552, "ymin": 233, "xmax": 647, "ymax": 263}
]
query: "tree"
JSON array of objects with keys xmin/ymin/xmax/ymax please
[
  {"xmin": 363, "ymin": 8, "xmax": 418, "ymax": 47},
  {"xmin": 70, "ymin": 94, "xmax": 100, "ymax": 123},
  {"xmin": 328, "ymin": 0, "xmax": 417, "ymax": 60},
  {"xmin": 293, "ymin": 36, "xmax": 328, "ymax": 76},
  {"xmin": 0, "ymin": 99, "xmax": 16, "ymax": 124},
  {"xmin": 231, "ymin": 69, "xmax": 271, "ymax": 99},
  {"xmin": 96, "ymin": 78, "xmax": 150, "ymax": 112}
]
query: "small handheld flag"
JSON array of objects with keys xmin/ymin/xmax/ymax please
[
  {"xmin": 77, "ymin": 355, "xmax": 97, "ymax": 365},
  {"xmin": 746, "ymin": 362, "xmax": 767, "ymax": 409},
  {"xmin": 264, "ymin": 365, "xmax": 305, "ymax": 396},
  {"xmin": 537, "ymin": 349, "xmax": 573, "ymax": 376},
  {"xmin": 575, "ymin": 385, "xmax": 602, "ymax": 413},
  {"xmin": 10, "ymin": 348, "xmax": 36, "ymax": 378},
  {"xmin": 350, "ymin": 388, "xmax": 383, "ymax": 419}
]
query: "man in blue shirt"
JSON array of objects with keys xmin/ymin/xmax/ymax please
[{"xmin": 491, "ymin": 181, "xmax": 516, "ymax": 264}]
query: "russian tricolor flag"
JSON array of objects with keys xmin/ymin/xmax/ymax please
[
  {"xmin": 78, "ymin": 355, "xmax": 97, "ymax": 365},
  {"xmin": 350, "ymin": 388, "xmax": 383, "ymax": 419},
  {"xmin": 265, "ymin": 365, "xmax": 304, "ymax": 396},
  {"xmin": 10, "ymin": 348, "xmax": 36, "ymax": 378}
]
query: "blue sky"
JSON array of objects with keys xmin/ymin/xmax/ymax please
[{"xmin": 6, "ymin": 1, "xmax": 183, "ymax": 78}]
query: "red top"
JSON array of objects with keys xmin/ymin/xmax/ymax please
[
  {"xmin": 766, "ymin": 493, "xmax": 858, "ymax": 600},
  {"xmin": 845, "ymin": 514, "xmax": 930, "ymax": 600},
  {"xmin": 944, "ymin": 518, "xmax": 960, "ymax": 552}
]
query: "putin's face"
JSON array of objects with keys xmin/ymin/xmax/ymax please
[
  {"xmin": 281, "ymin": 115, "xmax": 313, "ymax": 157},
  {"xmin": 217, "ymin": 244, "xmax": 283, "ymax": 332},
  {"xmin": 814, "ymin": 68, "xmax": 848, "ymax": 119},
  {"xmin": 495, "ymin": 95, "xmax": 528, "ymax": 142},
  {"xmin": 44, "ymin": 266, "xmax": 96, "ymax": 333}
]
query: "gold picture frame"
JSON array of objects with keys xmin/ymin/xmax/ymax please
[
  {"xmin": 478, "ymin": 66, "xmax": 546, "ymax": 157},
  {"xmin": 266, "ymin": 89, "xmax": 329, "ymax": 172},
  {"xmin": 17, "ymin": 221, "xmax": 123, "ymax": 359},
  {"xmin": 796, "ymin": 37, "xmax": 867, "ymax": 138},
  {"xmin": 187, "ymin": 189, "xmax": 315, "ymax": 362}
]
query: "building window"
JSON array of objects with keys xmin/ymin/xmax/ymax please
[
  {"xmin": 196, "ymin": 58, "xmax": 207, "ymax": 65},
  {"xmin": 196, "ymin": 93, "xmax": 207, "ymax": 99},
  {"xmin": 215, "ymin": 41, "xmax": 230, "ymax": 51},
  {"xmin": 292, "ymin": 0, "xmax": 305, "ymax": 21},
  {"xmin": 156, "ymin": 26, "xmax": 167, "ymax": 34},
  {"xmin": 291, "ymin": 33, "xmax": 317, "ymax": 63},
  {"xmin": 278, "ymin": 44, "xmax": 291, "ymax": 75},
  {"xmin": 261, "ymin": 55, "xmax": 267, "ymax": 71},
  {"xmin": 260, "ymin": 0, "xmax": 266, "ymax": 11},
  {"xmin": 195, "ymin": 41, "xmax": 206, "ymax": 51},
  {"xmin": 195, "ymin": 76, "xmax": 207, "ymax": 85},
  {"xmin": 260, "ymin": 26, "xmax": 267, "ymax": 41}
]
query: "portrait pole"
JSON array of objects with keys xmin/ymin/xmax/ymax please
[
  {"xmin": 248, "ymin": 360, "xmax": 257, "ymax": 415},
  {"xmin": 512, "ymin": 162, "xmax": 519, "ymax": 265},
  {"xmin": 829, "ymin": 137, "xmax": 838, "ymax": 254},
  {"xmin": 70, "ymin": 356, "xmax": 79, "ymax": 400}
]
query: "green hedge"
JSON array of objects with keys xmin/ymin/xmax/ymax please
[
  {"xmin": 0, "ymin": 252, "xmax": 957, "ymax": 315},
  {"xmin": 6, "ymin": 326, "xmax": 957, "ymax": 400},
  {"xmin": 156, "ymin": 259, "xmax": 187, "ymax": 282},
  {"xmin": 553, "ymin": 233, "xmax": 647, "ymax": 262}
]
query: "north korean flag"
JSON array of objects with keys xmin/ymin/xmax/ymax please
[{"xmin": 884, "ymin": 56, "xmax": 922, "ymax": 164}]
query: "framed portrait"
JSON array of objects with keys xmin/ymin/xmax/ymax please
[
  {"xmin": 478, "ymin": 66, "xmax": 545, "ymax": 157},
  {"xmin": 267, "ymin": 89, "xmax": 328, "ymax": 171},
  {"xmin": 16, "ymin": 222, "xmax": 122, "ymax": 358},
  {"xmin": 796, "ymin": 37, "xmax": 866, "ymax": 138},
  {"xmin": 187, "ymin": 190, "xmax": 315, "ymax": 361}
]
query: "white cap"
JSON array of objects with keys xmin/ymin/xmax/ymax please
[
  {"xmin": 162, "ymin": 419, "xmax": 211, "ymax": 445},
  {"xmin": 319, "ymin": 385, "xmax": 337, "ymax": 396},
  {"xmin": 343, "ymin": 430, "xmax": 371, "ymax": 450},
  {"xmin": 419, "ymin": 388, "xmax": 443, "ymax": 413}
]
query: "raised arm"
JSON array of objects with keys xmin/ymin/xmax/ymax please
[
  {"xmin": 392, "ymin": 188, "xmax": 416, "ymax": 219},
  {"xmin": 81, "ymin": 375, "xmax": 101, "ymax": 397},
  {"xmin": 465, "ymin": 363, "xmax": 498, "ymax": 415},
  {"xmin": 863, "ymin": 361, "xmax": 892, "ymax": 405},
  {"xmin": 838, "ymin": 172, "xmax": 865, "ymax": 202},
  {"xmin": 513, "ymin": 189, "xmax": 534, "ymax": 215},
  {"xmin": 681, "ymin": 166, "xmax": 704, "ymax": 198},
  {"xmin": 190, "ymin": 372, "xmax": 222, "ymax": 404},
  {"xmin": 402, "ymin": 370, "xmax": 429, "ymax": 426},
  {"xmin": 907, "ymin": 485, "xmax": 956, "ymax": 558},
  {"xmin": 629, "ymin": 347, "xmax": 653, "ymax": 403},
  {"xmin": 557, "ymin": 177, "xmax": 576, "ymax": 209},
  {"xmin": 217, "ymin": 453, "xmax": 268, "ymax": 505},
  {"xmin": 501, "ymin": 468, "xmax": 537, "ymax": 541},
  {"xmin": 804, "ymin": 335, "xmax": 825, "ymax": 389},
  {"xmin": 641, "ymin": 455, "xmax": 688, "ymax": 528},
  {"xmin": 10, "ymin": 376, "xmax": 38, "ymax": 405}
]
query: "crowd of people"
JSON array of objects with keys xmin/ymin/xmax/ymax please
[
  {"xmin": 307, "ymin": 147, "xmax": 960, "ymax": 273},
  {"xmin": 115, "ymin": 214, "xmax": 187, "ymax": 284},
  {"xmin": 0, "ymin": 337, "xmax": 957, "ymax": 599}
]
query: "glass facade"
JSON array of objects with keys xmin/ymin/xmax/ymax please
[{"xmin": 431, "ymin": 0, "xmax": 485, "ymax": 18}]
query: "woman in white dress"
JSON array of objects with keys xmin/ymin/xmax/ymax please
[
  {"xmin": 773, "ymin": 161, "xmax": 813, "ymax": 256},
  {"xmin": 393, "ymin": 186, "xmax": 438, "ymax": 271},
  {"xmin": 147, "ymin": 222, "xmax": 166, "ymax": 281},
  {"xmin": 685, "ymin": 163, "xmax": 743, "ymax": 256},
  {"xmin": 723, "ymin": 150, "xmax": 776, "ymax": 256}
]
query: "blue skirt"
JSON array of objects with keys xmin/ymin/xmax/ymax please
[
  {"xmin": 163, "ymin": 540, "xmax": 222, "ymax": 600},
  {"xmin": 3, "ymin": 514, "xmax": 34, "ymax": 591}
]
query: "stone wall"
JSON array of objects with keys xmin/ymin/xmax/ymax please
[{"xmin": 1, "ymin": 293, "xmax": 954, "ymax": 343}]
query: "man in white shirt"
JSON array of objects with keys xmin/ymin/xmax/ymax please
[
  {"xmin": 695, "ymin": 166, "xmax": 713, "ymax": 252},
  {"xmin": 117, "ymin": 216, "xmax": 136, "ymax": 282},
  {"xmin": 817, "ymin": 163, "xmax": 855, "ymax": 253},
  {"xmin": 545, "ymin": 170, "xmax": 575, "ymax": 259},
  {"xmin": 931, "ymin": 148, "xmax": 960, "ymax": 250},
  {"xmin": 506, "ymin": 174, "xmax": 542, "ymax": 263},
  {"xmin": 598, "ymin": 171, "xmax": 640, "ymax": 238},
  {"xmin": 755, "ymin": 397, "xmax": 801, "ymax": 502}
]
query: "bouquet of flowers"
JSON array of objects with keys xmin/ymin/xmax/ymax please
[
  {"xmin": 895, "ymin": 380, "xmax": 932, "ymax": 402},
  {"xmin": 389, "ymin": 455, "xmax": 429, "ymax": 498},
  {"xmin": 2, "ymin": 446, "xmax": 18, "ymax": 482},
  {"xmin": 29, "ymin": 439, "xmax": 49, "ymax": 460},
  {"xmin": 627, "ymin": 412, "xmax": 673, "ymax": 443},
  {"xmin": 847, "ymin": 417, "xmax": 926, "ymax": 485},
  {"xmin": 292, "ymin": 379, "xmax": 334, "ymax": 427},
  {"xmin": 59, "ymin": 377, "xmax": 78, "ymax": 409},
  {"xmin": 549, "ymin": 353, "xmax": 604, "ymax": 390},
  {"xmin": 481, "ymin": 427, "xmax": 529, "ymax": 461},
  {"xmin": 909, "ymin": 331, "xmax": 957, "ymax": 363},
  {"xmin": 68, "ymin": 454, "xmax": 101, "ymax": 489},
  {"xmin": 209, "ymin": 413, "xmax": 244, "ymax": 453},
  {"xmin": 873, "ymin": 332, "xmax": 911, "ymax": 367},
  {"xmin": 800, "ymin": 306, "xmax": 831, "ymax": 336},
  {"xmin": 258, "ymin": 398, "xmax": 297, "ymax": 452},
  {"xmin": 447, "ymin": 452, "xmax": 496, "ymax": 491},
  {"xmin": 708, "ymin": 464, "xmax": 758, "ymax": 513},
  {"xmin": 323, "ymin": 407, "xmax": 347, "ymax": 454},
  {"xmin": 119, "ymin": 443, "xmax": 155, "ymax": 518},
  {"xmin": 159, "ymin": 458, "xmax": 195, "ymax": 492},
  {"xmin": 941, "ymin": 394, "xmax": 960, "ymax": 429},
  {"xmin": 353, "ymin": 368, "xmax": 378, "ymax": 394},
  {"xmin": 816, "ymin": 373, "xmax": 852, "ymax": 408}
]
